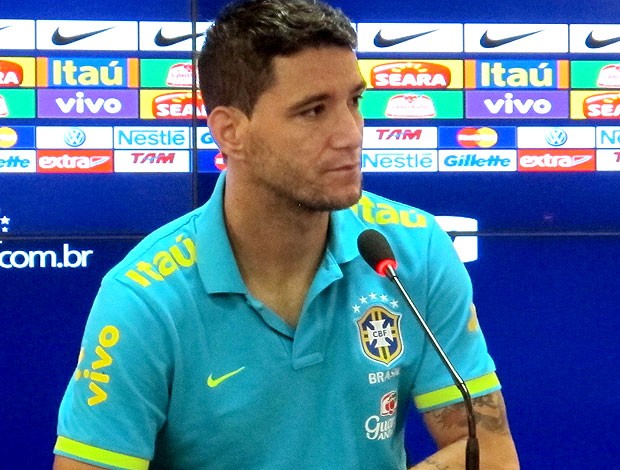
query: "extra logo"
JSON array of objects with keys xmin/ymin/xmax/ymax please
[
  {"xmin": 354, "ymin": 292, "xmax": 404, "ymax": 366},
  {"xmin": 518, "ymin": 149, "xmax": 596, "ymax": 172},
  {"xmin": 365, "ymin": 390, "xmax": 398, "ymax": 441},
  {"xmin": 74, "ymin": 325, "xmax": 120, "ymax": 406},
  {"xmin": 37, "ymin": 150, "xmax": 114, "ymax": 173}
]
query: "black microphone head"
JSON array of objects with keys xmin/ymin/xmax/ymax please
[{"xmin": 357, "ymin": 229, "xmax": 397, "ymax": 277}]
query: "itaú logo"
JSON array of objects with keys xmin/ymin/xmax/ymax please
[
  {"xmin": 435, "ymin": 216, "xmax": 479, "ymax": 263},
  {"xmin": 0, "ymin": 243, "xmax": 93, "ymax": 269}
]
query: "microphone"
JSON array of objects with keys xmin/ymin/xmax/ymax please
[{"xmin": 357, "ymin": 229, "xmax": 479, "ymax": 470}]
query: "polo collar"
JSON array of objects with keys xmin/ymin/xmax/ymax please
[{"xmin": 196, "ymin": 171, "xmax": 366, "ymax": 295}]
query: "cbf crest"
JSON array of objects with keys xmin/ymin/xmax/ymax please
[{"xmin": 354, "ymin": 293, "xmax": 404, "ymax": 366}]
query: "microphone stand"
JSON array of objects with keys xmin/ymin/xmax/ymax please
[{"xmin": 384, "ymin": 265, "xmax": 479, "ymax": 470}]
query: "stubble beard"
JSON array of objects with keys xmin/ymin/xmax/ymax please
[{"xmin": 246, "ymin": 136, "xmax": 363, "ymax": 213}]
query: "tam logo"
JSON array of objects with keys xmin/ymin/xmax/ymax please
[
  {"xmin": 371, "ymin": 61, "xmax": 450, "ymax": 88},
  {"xmin": 0, "ymin": 60, "xmax": 24, "ymax": 86}
]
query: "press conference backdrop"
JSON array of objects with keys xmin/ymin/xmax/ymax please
[{"xmin": 1, "ymin": 0, "xmax": 619, "ymax": 467}]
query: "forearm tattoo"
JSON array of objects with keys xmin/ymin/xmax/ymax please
[
  {"xmin": 422, "ymin": 457, "xmax": 450, "ymax": 469},
  {"xmin": 429, "ymin": 391, "xmax": 510, "ymax": 435}
]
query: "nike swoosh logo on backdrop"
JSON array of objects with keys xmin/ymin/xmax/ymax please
[
  {"xmin": 51, "ymin": 27, "xmax": 114, "ymax": 45},
  {"xmin": 479, "ymin": 30, "xmax": 542, "ymax": 48},
  {"xmin": 373, "ymin": 29, "xmax": 438, "ymax": 48},
  {"xmin": 154, "ymin": 29, "xmax": 206, "ymax": 47},
  {"xmin": 206, "ymin": 367, "xmax": 245, "ymax": 388},
  {"xmin": 0, "ymin": 26, "xmax": 11, "ymax": 33},
  {"xmin": 585, "ymin": 32, "xmax": 620, "ymax": 49}
]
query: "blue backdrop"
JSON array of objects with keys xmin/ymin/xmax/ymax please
[{"xmin": 1, "ymin": 0, "xmax": 619, "ymax": 468}]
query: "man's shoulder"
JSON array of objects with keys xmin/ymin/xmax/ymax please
[
  {"xmin": 349, "ymin": 190, "xmax": 436, "ymax": 232},
  {"xmin": 103, "ymin": 205, "xmax": 207, "ymax": 287}
]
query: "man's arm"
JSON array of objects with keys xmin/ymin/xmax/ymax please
[
  {"xmin": 409, "ymin": 390, "xmax": 519, "ymax": 469},
  {"xmin": 53, "ymin": 455, "xmax": 106, "ymax": 469}
]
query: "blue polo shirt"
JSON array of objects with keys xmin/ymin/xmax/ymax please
[{"xmin": 55, "ymin": 172, "xmax": 499, "ymax": 470}]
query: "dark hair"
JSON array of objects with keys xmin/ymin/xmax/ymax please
[{"xmin": 198, "ymin": 0, "xmax": 357, "ymax": 116}]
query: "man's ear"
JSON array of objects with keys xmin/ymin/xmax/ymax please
[{"xmin": 207, "ymin": 106, "xmax": 249, "ymax": 159}]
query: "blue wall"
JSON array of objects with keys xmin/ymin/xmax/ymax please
[{"xmin": 1, "ymin": 0, "xmax": 619, "ymax": 468}]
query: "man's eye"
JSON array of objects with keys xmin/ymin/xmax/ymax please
[
  {"xmin": 351, "ymin": 94, "xmax": 364, "ymax": 107},
  {"xmin": 301, "ymin": 104, "xmax": 325, "ymax": 117}
]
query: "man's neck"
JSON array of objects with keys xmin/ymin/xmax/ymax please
[{"xmin": 223, "ymin": 177, "xmax": 331, "ymax": 327}]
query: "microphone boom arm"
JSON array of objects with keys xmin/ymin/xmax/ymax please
[{"xmin": 385, "ymin": 264, "xmax": 479, "ymax": 470}]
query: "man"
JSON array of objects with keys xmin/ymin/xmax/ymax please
[{"xmin": 53, "ymin": 0, "xmax": 519, "ymax": 468}]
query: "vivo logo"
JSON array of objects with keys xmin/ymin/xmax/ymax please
[
  {"xmin": 38, "ymin": 89, "xmax": 138, "ymax": 118},
  {"xmin": 466, "ymin": 90, "xmax": 568, "ymax": 119}
]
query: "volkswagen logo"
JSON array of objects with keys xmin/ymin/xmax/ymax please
[
  {"xmin": 64, "ymin": 127, "xmax": 86, "ymax": 147},
  {"xmin": 545, "ymin": 128, "xmax": 567, "ymax": 147}
]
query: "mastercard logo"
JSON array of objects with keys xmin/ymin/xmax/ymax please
[
  {"xmin": 0, "ymin": 127, "xmax": 18, "ymax": 148},
  {"xmin": 456, "ymin": 127, "xmax": 498, "ymax": 148}
]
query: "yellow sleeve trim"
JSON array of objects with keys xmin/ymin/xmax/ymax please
[
  {"xmin": 414, "ymin": 372, "xmax": 500, "ymax": 411},
  {"xmin": 54, "ymin": 436, "xmax": 149, "ymax": 470}
]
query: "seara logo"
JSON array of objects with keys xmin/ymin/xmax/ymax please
[
  {"xmin": 151, "ymin": 91, "xmax": 206, "ymax": 119},
  {"xmin": 0, "ymin": 243, "xmax": 93, "ymax": 269},
  {"xmin": 370, "ymin": 61, "xmax": 451, "ymax": 88},
  {"xmin": 0, "ymin": 60, "xmax": 24, "ymax": 86},
  {"xmin": 583, "ymin": 92, "xmax": 620, "ymax": 118}
]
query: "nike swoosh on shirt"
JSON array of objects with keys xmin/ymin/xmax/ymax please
[
  {"xmin": 373, "ymin": 29, "xmax": 438, "ymax": 48},
  {"xmin": 479, "ymin": 30, "xmax": 542, "ymax": 48},
  {"xmin": 585, "ymin": 32, "xmax": 620, "ymax": 49},
  {"xmin": 0, "ymin": 25, "xmax": 11, "ymax": 33},
  {"xmin": 206, "ymin": 367, "xmax": 245, "ymax": 388},
  {"xmin": 51, "ymin": 27, "xmax": 114, "ymax": 45},
  {"xmin": 154, "ymin": 29, "xmax": 206, "ymax": 47}
]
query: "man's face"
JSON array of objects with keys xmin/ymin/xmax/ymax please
[{"xmin": 240, "ymin": 46, "xmax": 366, "ymax": 212}]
